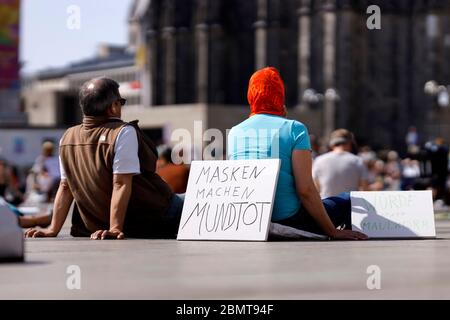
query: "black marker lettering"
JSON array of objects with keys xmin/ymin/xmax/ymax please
[
  {"xmin": 181, "ymin": 202, "xmax": 208, "ymax": 231},
  {"xmin": 234, "ymin": 202, "xmax": 248, "ymax": 231},
  {"xmin": 251, "ymin": 166, "xmax": 266, "ymax": 179},
  {"xmin": 196, "ymin": 188, "xmax": 205, "ymax": 199},
  {"xmin": 205, "ymin": 204, "xmax": 218, "ymax": 232},
  {"xmin": 196, "ymin": 167, "xmax": 211, "ymax": 184},
  {"xmin": 231, "ymin": 167, "xmax": 239, "ymax": 181},
  {"xmin": 257, "ymin": 202, "xmax": 271, "ymax": 232},
  {"xmin": 209, "ymin": 167, "xmax": 220, "ymax": 183},
  {"xmin": 241, "ymin": 187, "xmax": 255, "ymax": 200},
  {"xmin": 224, "ymin": 203, "xmax": 237, "ymax": 231},
  {"xmin": 243, "ymin": 203, "xmax": 258, "ymax": 225}
]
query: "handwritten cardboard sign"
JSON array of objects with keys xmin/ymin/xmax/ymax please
[
  {"xmin": 351, "ymin": 191, "xmax": 436, "ymax": 238},
  {"xmin": 177, "ymin": 159, "xmax": 281, "ymax": 241}
]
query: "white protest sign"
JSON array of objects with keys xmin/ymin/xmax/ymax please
[
  {"xmin": 351, "ymin": 191, "xmax": 436, "ymax": 238},
  {"xmin": 177, "ymin": 159, "xmax": 281, "ymax": 241}
]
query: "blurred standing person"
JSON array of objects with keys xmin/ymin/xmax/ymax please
[
  {"xmin": 401, "ymin": 158, "xmax": 421, "ymax": 190},
  {"xmin": 406, "ymin": 126, "xmax": 419, "ymax": 153},
  {"xmin": 425, "ymin": 137, "xmax": 449, "ymax": 200},
  {"xmin": 31, "ymin": 141, "xmax": 60, "ymax": 200},
  {"xmin": 36, "ymin": 166, "xmax": 55, "ymax": 201},
  {"xmin": 5, "ymin": 166, "xmax": 24, "ymax": 205},
  {"xmin": 32, "ymin": 142, "xmax": 55, "ymax": 173},
  {"xmin": 384, "ymin": 150, "xmax": 401, "ymax": 190},
  {"xmin": 367, "ymin": 159, "xmax": 385, "ymax": 191},
  {"xmin": 313, "ymin": 129, "xmax": 369, "ymax": 198},
  {"xmin": 156, "ymin": 145, "xmax": 189, "ymax": 194},
  {"xmin": 358, "ymin": 145, "xmax": 376, "ymax": 164}
]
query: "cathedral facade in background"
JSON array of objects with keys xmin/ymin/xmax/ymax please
[{"xmin": 136, "ymin": 0, "xmax": 450, "ymax": 149}]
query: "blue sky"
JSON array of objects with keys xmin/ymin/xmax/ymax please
[{"xmin": 20, "ymin": 0, "xmax": 134, "ymax": 74}]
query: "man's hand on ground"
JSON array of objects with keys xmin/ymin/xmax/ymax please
[
  {"xmin": 25, "ymin": 228, "xmax": 57, "ymax": 238},
  {"xmin": 90, "ymin": 229, "xmax": 125, "ymax": 240},
  {"xmin": 330, "ymin": 229, "xmax": 368, "ymax": 240}
]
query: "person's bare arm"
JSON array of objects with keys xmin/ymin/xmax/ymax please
[
  {"xmin": 313, "ymin": 178, "xmax": 321, "ymax": 194},
  {"xmin": 292, "ymin": 150, "xmax": 367, "ymax": 240},
  {"xmin": 25, "ymin": 180, "xmax": 73, "ymax": 237},
  {"xmin": 312, "ymin": 162, "xmax": 321, "ymax": 194},
  {"xmin": 90, "ymin": 174, "xmax": 133, "ymax": 240},
  {"xmin": 359, "ymin": 179, "xmax": 369, "ymax": 191}
]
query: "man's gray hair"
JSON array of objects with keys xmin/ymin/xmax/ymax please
[{"xmin": 79, "ymin": 77, "xmax": 120, "ymax": 116}]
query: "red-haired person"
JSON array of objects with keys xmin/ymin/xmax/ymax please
[{"xmin": 227, "ymin": 67, "xmax": 367, "ymax": 240}]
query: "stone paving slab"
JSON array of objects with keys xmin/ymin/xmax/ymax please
[{"xmin": 1, "ymin": 219, "xmax": 450, "ymax": 299}]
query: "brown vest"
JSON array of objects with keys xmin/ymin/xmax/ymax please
[{"xmin": 60, "ymin": 116, "xmax": 175, "ymax": 238}]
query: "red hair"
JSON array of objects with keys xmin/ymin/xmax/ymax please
[{"xmin": 247, "ymin": 67, "xmax": 285, "ymax": 117}]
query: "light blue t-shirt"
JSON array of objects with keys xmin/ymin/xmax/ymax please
[{"xmin": 227, "ymin": 114, "xmax": 311, "ymax": 221}]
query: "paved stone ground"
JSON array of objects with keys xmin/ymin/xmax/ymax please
[{"xmin": 1, "ymin": 217, "xmax": 450, "ymax": 300}]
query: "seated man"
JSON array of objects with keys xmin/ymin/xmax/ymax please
[
  {"xmin": 26, "ymin": 78, "xmax": 184, "ymax": 240},
  {"xmin": 313, "ymin": 129, "xmax": 369, "ymax": 198}
]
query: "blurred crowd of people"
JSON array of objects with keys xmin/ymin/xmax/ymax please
[
  {"xmin": 0, "ymin": 141, "xmax": 60, "ymax": 207},
  {"xmin": 310, "ymin": 127, "xmax": 450, "ymax": 210},
  {"xmin": 1, "ymin": 127, "xmax": 449, "ymax": 212},
  {"xmin": 0, "ymin": 140, "xmax": 190, "ymax": 208}
]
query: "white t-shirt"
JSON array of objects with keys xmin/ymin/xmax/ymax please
[
  {"xmin": 60, "ymin": 125, "xmax": 140, "ymax": 180},
  {"xmin": 312, "ymin": 151, "xmax": 368, "ymax": 198}
]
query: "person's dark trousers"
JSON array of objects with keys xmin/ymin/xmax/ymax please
[
  {"xmin": 165, "ymin": 193, "xmax": 185, "ymax": 233},
  {"xmin": 276, "ymin": 192, "xmax": 352, "ymax": 235}
]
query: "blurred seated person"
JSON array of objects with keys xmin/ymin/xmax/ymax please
[
  {"xmin": 384, "ymin": 150, "xmax": 401, "ymax": 190},
  {"xmin": 0, "ymin": 197, "xmax": 52, "ymax": 228},
  {"xmin": 401, "ymin": 158, "xmax": 421, "ymax": 190},
  {"xmin": 22, "ymin": 166, "xmax": 54, "ymax": 205},
  {"xmin": 32, "ymin": 142, "xmax": 60, "ymax": 181},
  {"xmin": 7, "ymin": 166, "xmax": 25, "ymax": 205},
  {"xmin": 227, "ymin": 67, "xmax": 367, "ymax": 240},
  {"xmin": 358, "ymin": 145, "xmax": 376, "ymax": 164},
  {"xmin": 156, "ymin": 145, "xmax": 189, "ymax": 194},
  {"xmin": 0, "ymin": 159, "xmax": 11, "ymax": 198},
  {"xmin": 25, "ymin": 77, "xmax": 183, "ymax": 240},
  {"xmin": 313, "ymin": 129, "xmax": 369, "ymax": 198},
  {"xmin": 28, "ymin": 141, "xmax": 61, "ymax": 201},
  {"xmin": 0, "ymin": 161, "xmax": 24, "ymax": 205},
  {"xmin": 367, "ymin": 159, "xmax": 385, "ymax": 191},
  {"xmin": 36, "ymin": 166, "xmax": 55, "ymax": 201}
]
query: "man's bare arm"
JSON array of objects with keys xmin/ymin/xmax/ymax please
[
  {"xmin": 25, "ymin": 180, "xmax": 73, "ymax": 237},
  {"xmin": 90, "ymin": 174, "xmax": 133, "ymax": 240}
]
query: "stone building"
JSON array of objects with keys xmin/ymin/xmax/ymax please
[
  {"xmin": 132, "ymin": 0, "xmax": 450, "ymax": 151},
  {"xmin": 22, "ymin": 45, "xmax": 140, "ymax": 127}
]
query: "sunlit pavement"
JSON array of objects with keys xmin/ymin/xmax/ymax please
[{"xmin": 1, "ymin": 217, "xmax": 450, "ymax": 299}]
